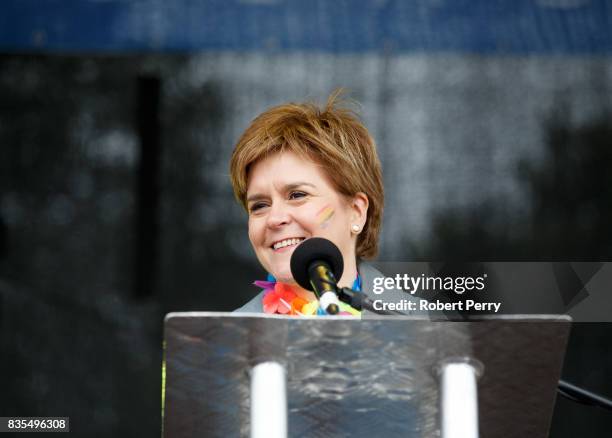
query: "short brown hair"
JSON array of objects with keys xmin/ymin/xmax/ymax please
[{"xmin": 229, "ymin": 90, "xmax": 384, "ymax": 259}]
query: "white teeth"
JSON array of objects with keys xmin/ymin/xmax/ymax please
[{"xmin": 273, "ymin": 238, "xmax": 304, "ymax": 250}]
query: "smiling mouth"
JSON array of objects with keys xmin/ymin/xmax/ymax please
[{"xmin": 271, "ymin": 237, "xmax": 306, "ymax": 251}]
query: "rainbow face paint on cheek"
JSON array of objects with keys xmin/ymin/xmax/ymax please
[{"xmin": 316, "ymin": 205, "xmax": 335, "ymax": 228}]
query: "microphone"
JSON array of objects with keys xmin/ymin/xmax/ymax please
[
  {"xmin": 290, "ymin": 238, "xmax": 343, "ymax": 315},
  {"xmin": 290, "ymin": 237, "xmax": 406, "ymax": 315}
]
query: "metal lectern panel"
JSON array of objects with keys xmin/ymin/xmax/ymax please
[{"xmin": 163, "ymin": 313, "xmax": 569, "ymax": 438}]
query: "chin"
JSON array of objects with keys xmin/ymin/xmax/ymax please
[{"xmin": 272, "ymin": 267, "xmax": 295, "ymax": 283}]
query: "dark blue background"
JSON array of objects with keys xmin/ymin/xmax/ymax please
[{"xmin": 1, "ymin": 0, "xmax": 612, "ymax": 53}]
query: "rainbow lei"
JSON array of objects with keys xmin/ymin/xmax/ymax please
[{"xmin": 254, "ymin": 274, "xmax": 362, "ymax": 317}]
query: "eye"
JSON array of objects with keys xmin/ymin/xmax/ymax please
[
  {"xmin": 289, "ymin": 191, "xmax": 307, "ymax": 200},
  {"xmin": 249, "ymin": 202, "xmax": 268, "ymax": 213}
]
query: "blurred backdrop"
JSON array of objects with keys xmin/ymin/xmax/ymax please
[{"xmin": 1, "ymin": 1, "xmax": 611, "ymax": 436}]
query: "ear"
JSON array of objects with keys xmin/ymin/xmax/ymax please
[{"xmin": 350, "ymin": 192, "xmax": 369, "ymax": 230}]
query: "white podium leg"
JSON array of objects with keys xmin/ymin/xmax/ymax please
[
  {"xmin": 250, "ymin": 361, "xmax": 287, "ymax": 438},
  {"xmin": 440, "ymin": 361, "xmax": 480, "ymax": 438}
]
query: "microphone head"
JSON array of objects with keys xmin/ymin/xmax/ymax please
[{"xmin": 290, "ymin": 237, "xmax": 344, "ymax": 291}]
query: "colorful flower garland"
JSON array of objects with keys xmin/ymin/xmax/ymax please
[{"xmin": 254, "ymin": 274, "xmax": 362, "ymax": 317}]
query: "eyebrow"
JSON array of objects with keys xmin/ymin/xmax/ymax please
[{"xmin": 246, "ymin": 182, "xmax": 317, "ymax": 203}]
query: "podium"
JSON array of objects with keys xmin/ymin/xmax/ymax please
[{"xmin": 163, "ymin": 313, "xmax": 570, "ymax": 438}]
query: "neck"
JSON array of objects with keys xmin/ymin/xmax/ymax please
[{"xmin": 337, "ymin": 256, "xmax": 358, "ymax": 289}]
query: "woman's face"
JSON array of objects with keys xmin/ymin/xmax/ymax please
[{"xmin": 246, "ymin": 151, "xmax": 367, "ymax": 286}]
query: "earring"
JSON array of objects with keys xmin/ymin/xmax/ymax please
[{"xmin": 351, "ymin": 225, "xmax": 361, "ymax": 233}]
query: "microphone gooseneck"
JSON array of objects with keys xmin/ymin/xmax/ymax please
[{"xmin": 308, "ymin": 262, "xmax": 340, "ymax": 314}]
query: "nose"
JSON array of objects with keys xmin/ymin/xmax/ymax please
[{"xmin": 266, "ymin": 201, "xmax": 291, "ymax": 228}]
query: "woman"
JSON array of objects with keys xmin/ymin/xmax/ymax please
[{"xmin": 230, "ymin": 91, "xmax": 410, "ymax": 315}]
